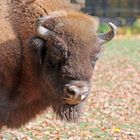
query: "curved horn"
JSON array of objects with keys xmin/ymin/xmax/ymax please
[
  {"xmin": 34, "ymin": 16, "xmax": 54, "ymax": 40},
  {"xmin": 34, "ymin": 11, "xmax": 68, "ymax": 40},
  {"xmin": 98, "ymin": 22, "xmax": 117, "ymax": 45}
]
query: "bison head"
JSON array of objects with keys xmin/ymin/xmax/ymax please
[{"xmin": 30, "ymin": 11, "xmax": 117, "ymax": 122}]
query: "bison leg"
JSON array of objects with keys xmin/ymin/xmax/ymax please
[
  {"xmin": 0, "ymin": 122, "xmax": 4, "ymax": 129},
  {"xmin": 0, "ymin": 107, "xmax": 9, "ymax": 123},
  {"xmin": 0, "ymin": 95, "xmax": 9, "ymax": 123}
]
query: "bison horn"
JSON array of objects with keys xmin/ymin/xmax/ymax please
[
  {"xmin": 34, "ymin": 11, "xmax": 68, "ymax": 39},
  {"xmin": 98, "ymin": 22, "xmax": 117, "ymax": 45},
  {"xmin": 34, "ymin": 16, "xmax": 55, "ymax": 40}
]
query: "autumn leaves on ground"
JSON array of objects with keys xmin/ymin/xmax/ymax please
[{"xmin": 0, "ymin": 37, "xmax": 140, "ymax": 140}]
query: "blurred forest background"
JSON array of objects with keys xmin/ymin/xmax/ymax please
[{"xmin": 67, "ymin": 0, "xmax": 140, "ymax": 35}]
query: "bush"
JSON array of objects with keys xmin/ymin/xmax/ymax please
[
  {"xmin": 98, "ymin": 23, "xmax": 110, "ymax": 33},
  {"xmin": 132, "ymin": 19, "xmax": 140, "ymax": 34}
]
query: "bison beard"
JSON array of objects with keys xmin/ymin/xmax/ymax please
[{"xmin": 53, "ymin": 103, "xmax": 82, "ymax": 122}]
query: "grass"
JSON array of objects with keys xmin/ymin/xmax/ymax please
[{"xmin": 1, "ymin": 37, "xmax": 140, "ymax": 140}]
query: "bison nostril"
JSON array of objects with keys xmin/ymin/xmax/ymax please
[
  {"xmin": 63, "ymin": 81, "xmax": 90, "ymax": 105},
  {"xmin": 66, "ymin": 87, "xmax": 76, "ymax": 96}
]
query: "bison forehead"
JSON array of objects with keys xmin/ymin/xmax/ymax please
[
  {"xmin": 53, "ymin": 22, "xmax": 98, "ymax": 48},
  {"xmin": 42, "ymin": 12, "xmax": 99, "ymax": 50},
  {"xmin": 51, "ymin": 27, "xmax": 99, "ymax": 60}
]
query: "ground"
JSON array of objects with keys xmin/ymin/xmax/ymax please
[{"xmin": 0, "ymin": 37, "xmax": 140, "ymax": 140}]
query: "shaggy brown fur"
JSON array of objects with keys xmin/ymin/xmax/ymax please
[{"xmin": 0, "ymin": 0, "xmax": 100, "ymax": 128}]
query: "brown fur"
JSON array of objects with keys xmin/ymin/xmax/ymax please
[{"xmin": 0, "ymin": 0, "xmax": 100, "ymax": 128}]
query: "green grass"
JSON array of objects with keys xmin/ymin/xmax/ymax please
[{"xmin": 104, "ymin": 38, "xmax": 140, "ymax": 62}]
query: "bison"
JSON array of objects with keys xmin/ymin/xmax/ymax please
[{"xmin": 0, "ymin": 0, "xmax": 117, "ymax": 128}]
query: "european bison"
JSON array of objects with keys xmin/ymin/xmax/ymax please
[{"xmin": 0, "ymin": 0, "xmax": 117, "ymax": 128}]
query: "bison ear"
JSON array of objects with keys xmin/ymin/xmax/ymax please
[
  {"xmin": 98, "ymin": 22, "xmax": 117, "ymax": 45},
  {"xmin": 29, "ymin": 36, "xmax": 46, "ymax": 64}
]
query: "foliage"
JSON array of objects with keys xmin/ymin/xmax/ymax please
[
  {"xmin": 98, "ymin": 23, "xmax": 110, "ymax": 33},
  {"xmin": 132, "ymin": 19, "xmax": 140, "ymax": 34},
  {"xmin": 117, "ymin": 19, "xmax": 140, "ymax": 35}
]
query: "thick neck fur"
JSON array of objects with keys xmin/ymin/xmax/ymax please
[{"xmin": 6, "ymin": 0, "xmax": 73, "ymax": 40}]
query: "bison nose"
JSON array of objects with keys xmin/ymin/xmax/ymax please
[{"xmin": 63, "ymin": 81, "xmax": 90, "ymax": 105}]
